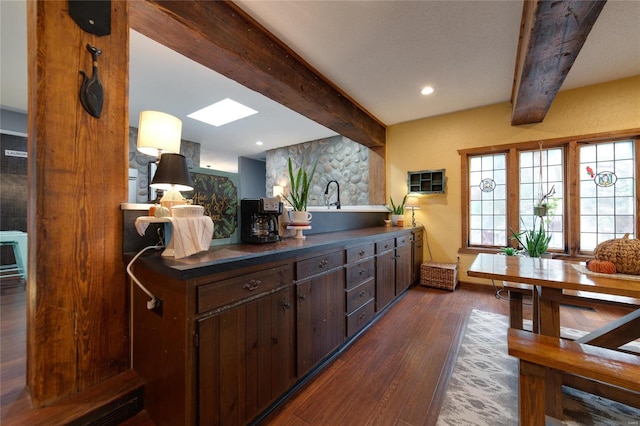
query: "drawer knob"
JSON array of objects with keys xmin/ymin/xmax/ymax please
[
  {"xmin": 359, "ymin": 291, "xmax": 365, "ymax": 297},
  {"xmin": 319, "ymin": 259, "xmax": 328, "ymax": 268},
  {"xmin": 282, "ymin": 302, "xmax": 291, "ymax": 310},
  {"xmin": 299, "ymin": 294, "xmax": 306, "ymax": 301},
  {"xmin": 244, "ymin": 279, "xmax": 261, "ymax": 291},
  {"xmin": 359, "ymin": 250, "xmax": 366, "ymax": 256},
  {"xmin": 359, "ymin": 312, "xmax": 366, "ymax": 320},
  {"xmin": 384, "ymin": 244, "xmax": 389, "ymax": 249},
  {"xmin": 359, "ymin": 268, "xmax": 365, "ymax": 275}
]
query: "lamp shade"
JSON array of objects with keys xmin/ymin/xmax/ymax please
[
  {"xmin": 405, "ymin": 195, "xmax": 420, "ymax": 209},
  {"xmin": 137, "ymin": 111, "xmax": 182, "ymax": 156},
  {"xmin": 273, "ymin": 185, "xmax": 284, "ymax": 198},
  {"xmin": 150, "ymin": 153, "xmax": 193, "ymax": 191}
]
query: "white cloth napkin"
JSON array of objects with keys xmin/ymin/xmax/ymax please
[
  {"xmin": 167, "ymin": 216, "xmax": 214, "ymax": 259},
  {"xmin": 134, "ymin": 216, "xmax": 214, "ymax": 259},
  {"xmin": 134, "ymin": 218, "xmax": 152, "ymax": 236}
]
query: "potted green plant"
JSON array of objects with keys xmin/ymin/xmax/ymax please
[
  {"xmin": 282, "ymin": 156, "xmax": 318, "ymax": 221},
  {"xmin": 387, "ymin": 195, "xmax": 407, "ymax": 226},
  {"xmin": 499, "ymin": 246, "xmax": 522, "ymax": 256},
  {"xmin": 534, "ymin": 185, "xmax": 556, "ymax": 218},
  {"xmin": 510, "ymin": 216, "xmax": 551, "ymax": 258}
]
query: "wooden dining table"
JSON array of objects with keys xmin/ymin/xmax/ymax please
[{"xmin": 467, "ymin": 253, "xmax": 640, "ymax": 418}]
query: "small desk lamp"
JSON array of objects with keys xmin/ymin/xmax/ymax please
[
  {"xmin": 150, "ymin": 153, "xmax": 194, "ymax": 207},
  {"xmin": 405, "ymin": 195, "xmax": 421, "ymax": 227}
]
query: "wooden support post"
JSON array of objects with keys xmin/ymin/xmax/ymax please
[{"xmin": 27, "ymin": 0, "xmax": 129, "ymax": 407}]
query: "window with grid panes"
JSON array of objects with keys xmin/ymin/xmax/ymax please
[
  {"xmin": 519, "ymin": 147, "xmax": 564, "ymax": 251},
  {"xmin": 579, "ymin": 140, "xmax": 636, "ymax": 251},
  {"xmin": 461, "ymin": 136, "xmax": 638, "ymax": 256},
  {"xmin": 468, "ymin": 153, "xmax": 507, "ymax": 246}
]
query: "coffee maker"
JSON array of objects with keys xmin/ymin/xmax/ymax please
[{"xmin": 240, "ymin": 198, "xmax": 283, "ymax": 244}]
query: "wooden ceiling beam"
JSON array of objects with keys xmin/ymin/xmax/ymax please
[
  {"xmin": 130, "ymin": 0, "xmax": 386, "ymax": 148},
  {"xmin": 511, "ymin": 0, "xmax": 607, "ymax": 125}
]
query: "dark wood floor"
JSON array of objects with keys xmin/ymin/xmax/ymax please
[
  {"xmin": 1, "ymin": 284, "xmax": 635, "ymax": 425},
  {"xmin": 1, "ymin": 289, "xmax": 26, "ymax": 420},
  {"xmin": 259, "ymin": 284, "xmax": 635, "ymax": 426}
]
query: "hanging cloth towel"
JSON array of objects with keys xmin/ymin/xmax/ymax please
[
  {"xmin": 134, "ymin": 216, "xmax": 214, "ymax": 259},
  {"xmin": 167, "ymin": 216, "xmax": 214, "ymax": 259}
]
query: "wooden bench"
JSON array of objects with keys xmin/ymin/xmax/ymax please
[{"xmin": 507, "ymin": 328, "xmax": 640, "ymax": 426}]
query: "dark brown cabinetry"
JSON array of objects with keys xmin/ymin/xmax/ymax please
[
  {"xmin": 345, "ymin": 244, "xmax": 375, "ymax": 338},
  {"xmin": 197, "ymin": 286, "xmax": 295, "ymax": 425},
  {"xmin": 395, "ymin": 235, "xmax": 413, "ymax": 294},
  {"xmin": 296, "ymin": 251, "xmax": 345, "ymax": 377},
  {"xmin": 375, "ymin": 238, "xmax": 396, "ymax": 312},
  {"xmin": 131, "ymin": 227, "xmax": 423, "ymax": 425},
  {"xmin": 375, "ymin": 235, "xmax": 414, "ymax": 312},
  {"xmin": 412, "ymin": 229, "xmax": 424, "ymax": 284},
  {"xmin": 131, "ymin": 261, "xmax": 293, "ymax": 426}
]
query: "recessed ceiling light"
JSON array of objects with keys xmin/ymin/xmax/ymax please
[
  {"xmin": 421, "ymin": 86, "xmax": 434, "ymax": 95},
  {"xmin": 256, "ymin": 141, "xmax": 263, "ymax": 146},
  {"xmin": 187, "ymin": 98, "xmax": 258, "ymax": 127}
]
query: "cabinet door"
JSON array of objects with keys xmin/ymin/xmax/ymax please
[
  {"xmin": 395, "ymin": 243, "xmax": 412, "ymax": 294},
  {"xmin": 412, "ymin": 231, "xmax": 424, "ymax": 284},
  {"xmin": 375, "ymin": 249, "xmax": 395, "ymax": 312},
  {"xmin": 198, "ymin": 287, "xmax": 295, "ymax": 425},
  {"xmin": 296, "ymin": 268, "xmax": 345, "ymax": 377}
]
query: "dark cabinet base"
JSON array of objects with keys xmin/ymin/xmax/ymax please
[{"xmin": 131, "ymin": 227, "xmax": 422, "ymax": 425}]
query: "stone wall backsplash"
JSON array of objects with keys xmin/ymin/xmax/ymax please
[
  {"xmin": 128, "ymin": 126, "xmax": 200, "ymax": 203},
  {"xmin": 266, "ymin": 136, "xmax": 370, "ymax": 206}
]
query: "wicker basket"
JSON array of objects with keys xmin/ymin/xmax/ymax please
[{"xmin": 420, "ymin": 261, "xmax": 458, "ymax": 291}]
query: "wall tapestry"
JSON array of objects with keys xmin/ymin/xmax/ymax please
[{"xmin": 187, "ymin": 169, "xmax": 238, "ymax": 240}]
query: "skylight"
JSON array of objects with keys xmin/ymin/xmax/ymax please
[{"xmin": 187, "ymin": 98, "xmax": 258, "ymax": 127}]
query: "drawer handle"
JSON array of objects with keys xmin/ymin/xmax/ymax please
[
  {"xmin": 359, "ymin": 312, "xmax": 367, "ymax": 320},
  {"xmin": 384, "ymin": 244, "xmax": 389, "ymax": 249},
  {"xmin": 319, "ymin": 259, "xmax": 328, "ymax": 268},
  {"xmin": 359, "ymin": 268, "xmax": 365, "ymax": 275},
  {"xmin": 359, "ymin": 249, "xmax": 366, "ymax": 256},
  {"xmin": 244, "ymin": 279, "xmax": 261, "ymax": 291},
  {"xmin": 282, "ymin": 302, "xmax": 291, "ymax": 310},
  {"xmin": 359, "ymin": 291, "xmax": 365, "ymax": 297},
  {"xmin": 299, "ymin": 294, "xmax": 306, "ymax": 301}
]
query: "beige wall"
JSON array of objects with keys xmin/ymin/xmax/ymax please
[{"xmin": 386, "ymin": 75, "xmax": 640, "ymax": 283}]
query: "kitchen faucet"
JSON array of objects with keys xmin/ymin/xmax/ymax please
[{"xmin": 324, "ymin": 180, "xmax": 341, "ymax": 209}]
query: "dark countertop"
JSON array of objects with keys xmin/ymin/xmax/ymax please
[{"xmin": 129, "ymin": 226, "xmax": 423, "ymax": 280}]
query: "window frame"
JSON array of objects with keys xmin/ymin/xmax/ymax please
[{"xmin": 458, "ymin": 130, "xmax": 640, "ymax": 259}]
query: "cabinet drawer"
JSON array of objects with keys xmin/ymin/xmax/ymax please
[
  {"xmin": 296, "ymin": 250, "xmax": 344, "ymax": 280},
  {"xmin": 345, "ymin": 258, "xmax": 375, "ymax": 290},
  {"xmin": 346, "ymin": 299, "xmax": 375, "ymax": 338},
  {"xmin": 345, "ymin": 277, "xmax": 374, "ymax": 314},
  {"xmin": 197, "ymin": 265, "xmax": 291, "ymax": 313},
  {"xmin": 376, "ymin": 238, "xmax": 395, "ymax": 253},
  {"xmin": 396, "ymin": 234, "xmax": 410, "ymax": 247},
  {"xmin": 346, "ymin": 244, "xmax": 374, "ymax": 263}
]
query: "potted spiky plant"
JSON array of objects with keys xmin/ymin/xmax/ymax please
[
  {"xmin": 282, "ymin": 156, "xmax": 318, "ymax": 223},
  {"xmin": 387, "ymin": 195, "xmax": 407, "ymax": 226},
  {"xmin": 510, "ymin": 216, "xmax": 551, "ymax": 258}
]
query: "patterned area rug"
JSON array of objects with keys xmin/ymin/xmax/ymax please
[{"xmin": 436, "ymin": 309, "xmax": 640, "ymax": 426}]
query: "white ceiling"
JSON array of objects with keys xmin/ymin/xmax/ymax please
[{"xmin": 2, "ymin": 0, "xmax": 639, "ymax": 172}]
